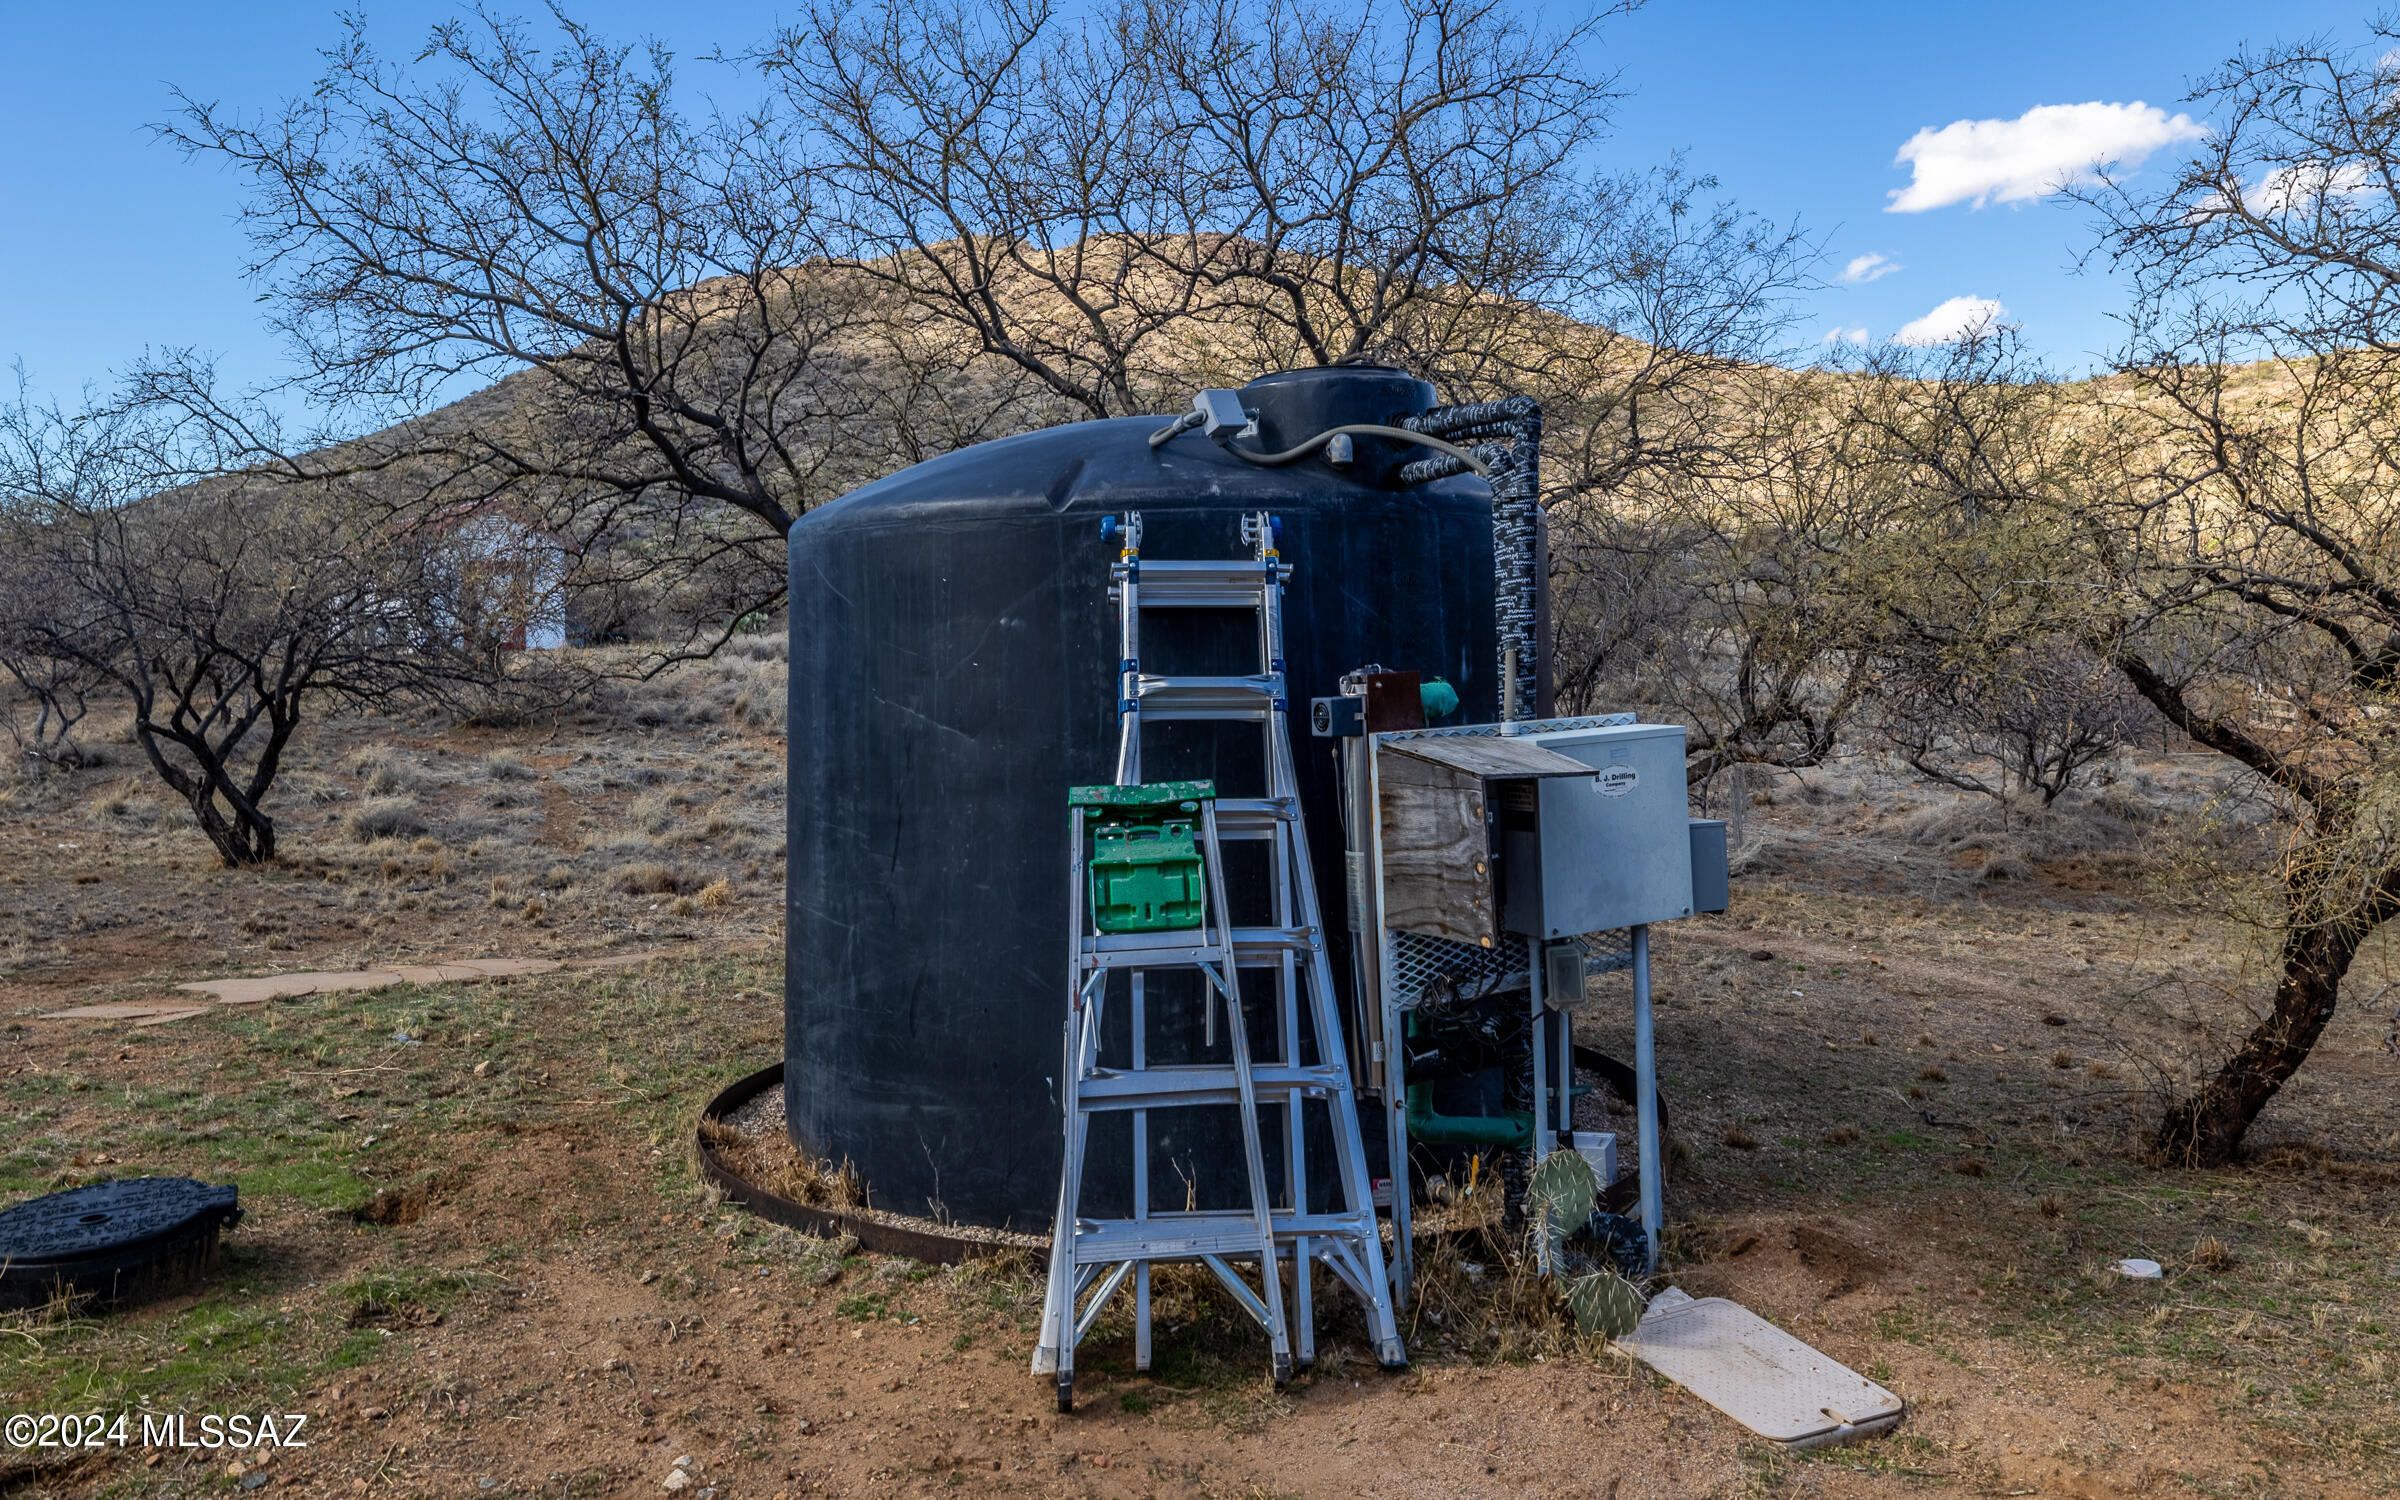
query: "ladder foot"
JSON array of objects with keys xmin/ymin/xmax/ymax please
[
  {"xmin": 1056, "ymin": 1373, "xmax": 1074, "ymax": 1414},
  {"xmin": 1272, "ymin": 1354, "xmax": 1292, "ymax": 1389},
  {"xmin": 1376, "ymin": 1338, "xmax": 1409, "ymax": 1371}
]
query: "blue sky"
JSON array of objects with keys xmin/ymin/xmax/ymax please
[{"xmin": 0, "ymin": 0, "xmax": 2377, "ymax": 411}]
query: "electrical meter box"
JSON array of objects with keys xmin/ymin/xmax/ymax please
[{"xmin": 1500, "ymin": 723, "xmax": 1693, "ymax": 936}]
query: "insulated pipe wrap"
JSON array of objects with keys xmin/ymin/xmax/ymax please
[{"xmin": 1405, "ymin": 398, "xmax": 1543, "ymax": 720}]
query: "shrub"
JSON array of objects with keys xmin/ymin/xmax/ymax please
[
  {"xmin": 613, "ymin": 862, "xmax": 684, "ymax": 895},
  {"xmin": 629, "ymin": 790, "xmax": 685, "ymax": 836},
  {"xmin": 483, "ymin": 749, "xmax": 536, "ymax": 780},
  {"xmin": 732, "ymin": 677, "xmax": 787, "ymax": 733},
  {"xmin": 351, "ymin": 747, "xmax": 416, "ymax": 795},
  {"xmin": 344, "ymin": 797, "xmax": 426, "ymax": 843}
]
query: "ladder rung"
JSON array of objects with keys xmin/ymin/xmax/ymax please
[
  {"xmin": 1070, "ymin": 1211, "xmax": 1368, "ymax": 1264},
  {"xmin": 1117, "ymin": 559, "xmax": 1278, "ymax": 608},
  {"xmin": 1134, "ymin": 676, "xmax": 1279, "ymax": 719},
  {"xmin": 1077, "ymin": 1063, "xmax": 1347, "ymax": 1109},
  {"xmin": 1211, "ymin": 797, "xmax": 1298, "ymax": 835},
  {"xmin": 1232, "ymin": 925, "xmax": 1318, "ymax": 955},
  {"xmin": 1080, "ymin": 925, "xmax": 1316, "ymax": 968},
  {"xmin": 1081, "ymin": 930, "xmax": 1223, "ymax": 968}
]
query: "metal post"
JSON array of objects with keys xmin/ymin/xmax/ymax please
[
  {"xmin": 1132, "ymin": 971, "xmax": 1151, "ymax": 1373},
  {"xmin": 1526, "ymin": 938, "xmax": 1548, "ymax": 1159},
  {"xmin": 1631, "ymin": 924, "xmax": 1662, "ymax": 1274},
  {"xmin": 1112, "ymin": 516, "xmax": 1142, "ymax": 786},
  {"xmin": 1555, "ymin": 1007, "xmax": 1573, "ymax": 1137}
]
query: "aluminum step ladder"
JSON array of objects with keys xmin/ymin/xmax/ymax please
[{"xmin": 1033, "ymin": 511, "xmax": 1406, "ymax": 1411}]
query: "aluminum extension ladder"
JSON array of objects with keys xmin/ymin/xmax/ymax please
[{"xmin": 1033, "ymin": 510, "xmax": 1406, "ymax": 1411}]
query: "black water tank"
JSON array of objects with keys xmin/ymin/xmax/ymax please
[{"xmin": 785, "ymin": 367, "xmax": 1498, "ymax": 1229}]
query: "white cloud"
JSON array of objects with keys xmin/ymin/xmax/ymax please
[
  {"xmin": 1819, "ymin": 324, "xmax": 1871, "ymax": 345},
  {"xmin": 1892, "ymin": 295, "xmax": 2007, "ymax": 346},
  {"xmin": 1839, "ymin": 252, "xmax": 1901, "ymax": 285},
  {"xmin": 2249, "ymin": 159, "xmax": 2377, "ymax": 215},
  {"xmin": 1887, "ymin": 101, "xmax": 2206, "ymax": 213},
  {"xmin": 2187, "ymin": 161, "xmax": 2378, "ymax": 225}
]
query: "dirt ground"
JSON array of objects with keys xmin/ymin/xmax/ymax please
[{"xmin": 3, "ymin": 659, "xmax": 2397, "ymax": 1498}]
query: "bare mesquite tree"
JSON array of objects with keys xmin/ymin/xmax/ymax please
[
  {"xmin": 0, "ymin": 376, "xmax": 104, "ymax": 773},
  {"xmin": 1829, "ymin": 335, "xmax": 2149, "ymax": 808},
  {"xmin": 161, "ymin": 10, "xmax": 963, "ymax": 648},
  {"xmin": 2076, "ymin": 22, "xmax": 2400, "ymax": 1162},
  {"xmin": 1490, "ymin": 166, "xmax": 1821, "ymax": 775},
  {"xmin": 764, "ymin": 0, "xmax": 1626, "ymax": 415},
  {"xmin": 163, "ymin": 1, "xmax": 1821, "ymax": 674},
  {"xmin": 1879, "ymin": 639, "xmax": 2145, "ymax": 807},
  {"xmin": 1551, "ymin": 367, "xmax": 1883, "ymax": 783},
  {"xmin": 0, "ymin": 379, "xmax": 501, "ymax": 865}
]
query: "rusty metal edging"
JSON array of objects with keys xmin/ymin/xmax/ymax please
[
  {"xmin": 703, "ymin": 1053, "xmax": 1663, "ymax": 1263},
  {"xmin": 697, "ymin": 1061, "xmax": 1040, "ymax": 1269}
]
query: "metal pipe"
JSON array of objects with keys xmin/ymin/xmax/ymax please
[
  {"xmin": 1527, "ymin": 936, "xmax": 1548, "ymax": 1159},
  {"xmin": 1632, "ymin": 924, "xmax": 1662, "ymax": 1274}
]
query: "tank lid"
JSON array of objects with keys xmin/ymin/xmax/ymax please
[{"xmin": 1238, "ymin": 364, "xmax": 1439, "ymax": 488}]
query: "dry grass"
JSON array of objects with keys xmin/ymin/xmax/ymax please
[
  {"xmin": 344, "ymin": 796, "xmax": 426, "ymax": 843},
  {"xmin": 613, "ymin": 862, "xmax": 685, "ymax": 896},
  {"xmin": 352, "ymin": 748, "xmax": 417, "ymax": 796},
  {"xmin": 700, "ymin": 1118, "xmax": 864, "ymax": 1208},
  {"xmin": 0, "ymin": 640, "xmax": 791, "ymax": 989}
]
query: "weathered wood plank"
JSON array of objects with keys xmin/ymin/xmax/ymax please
[{"xmin": 1378, "ymin": 752, "xmax": 1495, "ymax": 945}]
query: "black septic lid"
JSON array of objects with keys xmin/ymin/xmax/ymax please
[{"xmin": 0, "ymin": 1177, "xmax": 242, "ymax": 1311}]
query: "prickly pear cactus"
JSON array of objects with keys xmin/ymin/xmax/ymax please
[
  {"xmin": 1562, "ymin": 1269, "xmax": 1648, "ymax": 1338},
  {"xmin": 1524, "ymin": 1149, "xmax": 1598, "ymax": 1276},
  {"xmin": 1527, "ymin": 1149, "xmax": 1648, "ymax": 1338}
]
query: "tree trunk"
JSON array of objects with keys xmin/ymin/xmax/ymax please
[
  {"xmin": 186, "ymin": 787, "xmax": 275, "ymax": 866},
  {"xmin": 2152, "ymin": 915, "xmax": 2358, "ymax": 1166},
  {"xmin": 136, "ymin": 724, "xmax": 276, "ymax": 867}
]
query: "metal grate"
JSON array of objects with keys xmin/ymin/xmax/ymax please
[
  {"xmin": 1570, "ymin": 928, "xmax": 1635, "ymax": 975},
  {"xmin": 1386, "ymin": 929, "xmax": 1530, "ymax": 1010},
  {"xmin": 1374, "ymin": 717, "xmax": 1641, "ymax": 1010}
]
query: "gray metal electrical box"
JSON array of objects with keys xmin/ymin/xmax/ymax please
[
  {"xmin": 1501, "ymin": 723, "xmax": 1693, "ymax": 936},
  {"xmin": 1689, "ymin": 819, "xmax": 1730, "ymax": 913}
]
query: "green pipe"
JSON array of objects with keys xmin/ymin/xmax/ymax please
[{"xmin": 1404, "ymin": 1083, "xmax": 1533, "ymax": 1149}]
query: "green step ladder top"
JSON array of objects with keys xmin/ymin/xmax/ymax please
[{"xmin": 1067, "ymin": 779, "xmax": 1216, "ymax": 809}]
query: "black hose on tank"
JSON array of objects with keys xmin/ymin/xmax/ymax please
[{"xmin": 1148, "ymin": 410, "xmax": 1491, "ymax": 475}]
